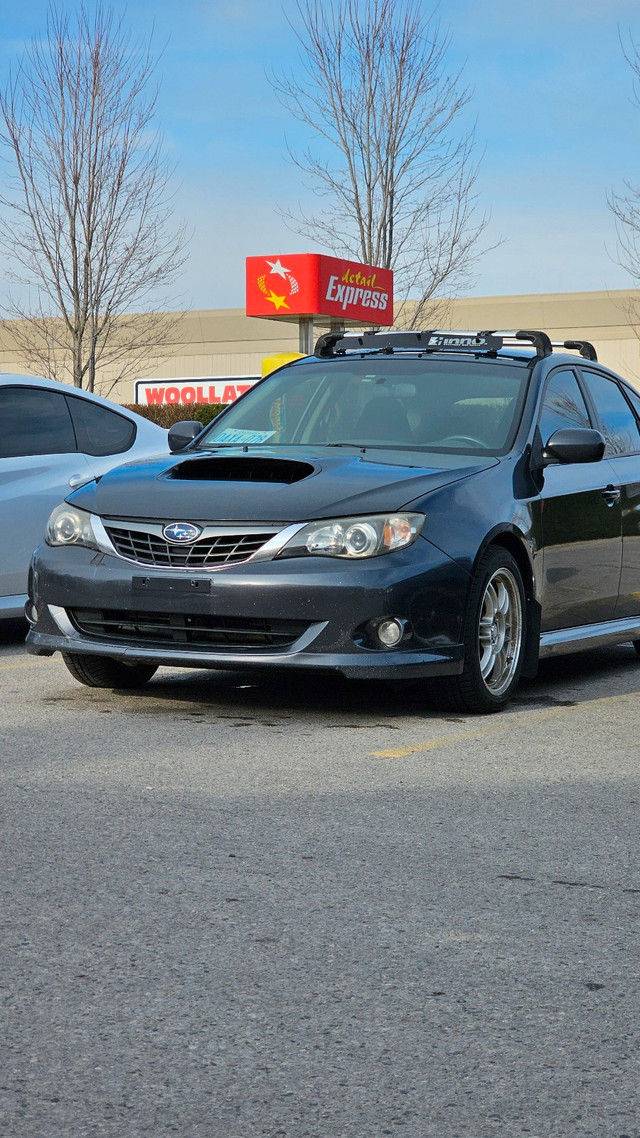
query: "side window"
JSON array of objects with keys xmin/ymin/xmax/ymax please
[
  {"xmin": 538, "ymin": 369, "xmax": 591, "ymax": 444},
  {"xmin": 581, "ymin": 370, "xmax": 640, "ymax": 456},
  {"xmin": 0, "ymin": 386, "xmax": 76, "ymax": 459},
  {"xmin": 67, "ymin": 396, "xmax": 136, "ymax": 457},
  {"xmin": 619, "ymin": 382, "xmax": 640, "ymax": 424}
]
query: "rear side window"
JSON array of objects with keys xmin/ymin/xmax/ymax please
[
  {"xmin": 621, "ymin": 383, "xmax": 640, "ymax": 421},
  {"xmin": 538, "ymin": 369, "xmax": 591, "ymax": 444},
  {"xmin": 581, "ymin": 370, "xmax": 640, "ymax": 456},
  {"xmin": 67, "ymin": 395, "xmax": 136, "ymax": 456},
  {"xmin": 0, "ymin": 386, "xmax": 77, "ymax": 458}
]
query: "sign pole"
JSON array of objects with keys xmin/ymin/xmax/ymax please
[{"xmin": 298, "ymin": 317, "xmax": 314, "ymax": 355}]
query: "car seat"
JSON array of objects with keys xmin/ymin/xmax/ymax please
[{"xmin": 354, "ymin": 396, "xmax": 413, "ymax": 443}]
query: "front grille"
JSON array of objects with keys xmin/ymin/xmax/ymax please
[
  {"xmin": 69, "ymin": 608, "xmax": 311, "ymax": 651},
  {"xmin": 104, "ymin": 526, "xmax": 277, "ymax": 568}
]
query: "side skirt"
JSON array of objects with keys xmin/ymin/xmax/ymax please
[{"xmin": 539, "ymin": 616, "xmax": 640, "ymax": 659}]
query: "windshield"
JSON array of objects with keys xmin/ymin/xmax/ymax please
[{"xmin": 195, "ymin": 357, "xmax": 529, "ymax": 454}]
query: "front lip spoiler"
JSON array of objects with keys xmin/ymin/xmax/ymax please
[{"xmin": 26, "ymin": 606, "xmax": 465, "ymax": 680}]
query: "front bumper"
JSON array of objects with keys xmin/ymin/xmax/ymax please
[{"xmin": 26, "ymin": 537, "xmax": 469, "ymax": 680}]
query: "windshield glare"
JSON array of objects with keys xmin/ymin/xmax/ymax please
[{"xmin": 195, "ymin": 358, "xmax": 528, "ymax": 454}]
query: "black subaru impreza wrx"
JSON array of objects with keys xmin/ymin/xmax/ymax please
[{"xmin": 25, "ymin": 329, "xmax": 640, "ymax": 712}]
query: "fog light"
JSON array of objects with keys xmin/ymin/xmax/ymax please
[
  {"xmin": 25, "ymin": 600, "xmax": 38, "ymax": 625},
  {"xmin": 376, "ymin": 617, "xmax": 405, "ymax": 647}
]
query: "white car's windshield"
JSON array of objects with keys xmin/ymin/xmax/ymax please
[{"xmin": 195, "ymin": 358, "xmax": 529, "ymax": 454}]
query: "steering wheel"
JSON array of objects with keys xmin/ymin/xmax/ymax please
[{"xmin": 436, "ymin": 434, "xmax": 489, "ymax": 448}]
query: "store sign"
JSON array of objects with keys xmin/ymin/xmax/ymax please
[
  {"xmin": 246, "ymin": 253, "xmax": 393, "ymax": 325},
  {"xmin": 135, "ymin": 377, "xmax": 259, "ymax": 407}
]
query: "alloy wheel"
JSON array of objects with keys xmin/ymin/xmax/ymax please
[{"xmin": 477, "ymin": 567, "xmax": 523, "ymax": 696}]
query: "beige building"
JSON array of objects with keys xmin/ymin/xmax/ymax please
[{"xmin": 1, "ymin": 287, "xmax": 639, "ymax": 403}]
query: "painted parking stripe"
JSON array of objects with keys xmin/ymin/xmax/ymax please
[{"xmin": 370, "ymin": 690, "xmax": 637, "ymax": 758}]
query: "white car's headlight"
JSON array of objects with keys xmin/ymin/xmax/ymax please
[
  {"xmin": 278, "ymin": 513, "xmax": 424, "ymax": 559},
  {"xmin": 45, "ymin": 504, "xmax": 100, "ymax": 550}
]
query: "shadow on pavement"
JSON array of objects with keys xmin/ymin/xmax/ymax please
[
  {"xmin": 0, "ymin": 617, "xmax": 29, "ymax": 644},
  {"xmin": 108, "ymin": 641, "xmax": 640, "ymax": 720}
]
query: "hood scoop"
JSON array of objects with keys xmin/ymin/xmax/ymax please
[{"xmin": 169, "ymin": 456, "xmax": 316, "ymax": 484}]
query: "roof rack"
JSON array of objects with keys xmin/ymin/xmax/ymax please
[
  {"xmin": 314, "ymin": 329, "xmax": 504, "ymax": 357},
  {"xmin": 314, "ymin": 328, "xmax": 597, "ymax": 362},
  {"xmin": 551, "ymin": 339, "xmax": 598, "ymax": 361}
]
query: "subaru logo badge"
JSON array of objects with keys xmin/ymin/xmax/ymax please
[{"xmin": 162, "ymin": 521, "xmax": 202, "ymax": 544}]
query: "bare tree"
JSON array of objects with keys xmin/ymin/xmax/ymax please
[
  {"xmin": 609, "ymin": 36, "xmax": 640, "ymax": 300},
  {"xmin": 271, "ymin": 0, "xmax": 489, "ymax": 327},
  {"xmin": 0, "ymin": 4, "xmax": 187, "ymax": 392}
]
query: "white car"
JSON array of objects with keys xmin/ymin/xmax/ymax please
[{"xmin": 0, "ymin": 373, "xmax": 168, "ymax": 619}]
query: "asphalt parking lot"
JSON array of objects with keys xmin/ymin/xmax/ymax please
[{"xmin": 1, "ymin": 621, "xmax": 639, "ymax": 1138}]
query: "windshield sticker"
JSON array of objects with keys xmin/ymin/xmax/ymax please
[{"xmin": 210, "ymin": 428, "xmax": 276, "ymax": 444}]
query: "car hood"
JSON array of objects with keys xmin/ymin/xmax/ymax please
[{"xmin": 69, "ymin": 446, "xmax": 500, "ymax": 522}]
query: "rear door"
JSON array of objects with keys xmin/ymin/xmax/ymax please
[
  {"xmin": 0, "ymin": 386, "xmax": 93, "ymax": 603},
  {"xmin": 537, "ymin": 367, "xmax": 621, "ymax": 631},
  {"xmin": 579, "ymin": 368, "xmax": 640, "ymax": 620}
]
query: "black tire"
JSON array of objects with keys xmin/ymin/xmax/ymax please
[
  {"xmin": 62, "ymin": 653, "xmax": 158, "ymax": 689},
  {"xmin": 633, "ymin": 641, "xmax": 640, "ymax": 658},
  {"xmin": 429, "ymin": 546, "xmax": 527, "ymax": 714}
]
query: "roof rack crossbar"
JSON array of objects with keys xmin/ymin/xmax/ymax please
[
  {"xmin": 552, "ymin": 339, "xmax": 598, "ymax": 361},
  {"xmin": 313, "ymin": 327, "xmax": 593, "ymax": 361},
  {"xmin": 513, "ymin": 330, "xmax": 553, "ymax": 358},
  {"xmin": 314, "ymin": 329, "xmax": 505, "ymax": 357},
  {"xmin": 314, "ymin": 331, "xmax": 344, "ymax": 358}
]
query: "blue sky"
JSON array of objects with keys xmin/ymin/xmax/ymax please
[{"xmin": 1, "ymin": 0, "xmax": 640, "ymax": 310}]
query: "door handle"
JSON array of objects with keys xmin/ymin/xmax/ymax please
[{"xmin": 601, "ymin": 485, "xmax": 621, "ymax": 506}]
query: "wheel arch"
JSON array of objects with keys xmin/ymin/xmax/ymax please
[{"xmin": 474, "ymin": 527, "xmax": 541, "ymax": 679}]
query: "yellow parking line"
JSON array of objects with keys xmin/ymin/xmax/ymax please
[
  {"xmin": 371, "ymin": 690, "xmax": 636, "ymax": 758},
  {"xmin": 0, "ymin": 659, "xmax": 48, "ymax": 671}
]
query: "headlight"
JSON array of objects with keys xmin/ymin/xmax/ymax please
[
  {"xmin": 278, "ymin": 513, "xmax": 424, "ymax": 559},
  {"xmin": 45, "ymin": 504, "xmax": 100, "ymax": 550}
]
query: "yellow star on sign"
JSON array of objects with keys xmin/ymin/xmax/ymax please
[{"xmin": 267, "ymin": 290, "xmax": 290, "ymax": 311}]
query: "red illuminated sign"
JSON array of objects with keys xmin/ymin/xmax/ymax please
[{"xmin": 246, "ymin": 253, "xmax": 393, "ymax": 326}]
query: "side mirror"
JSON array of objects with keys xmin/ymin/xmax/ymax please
[
  {"xmin": 541, "ymin": 427, "xmax": 606, "ymax": 466},
  {"xmin": 168, "ymin": 420, "xmax": 203, "ymax": 452}
]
